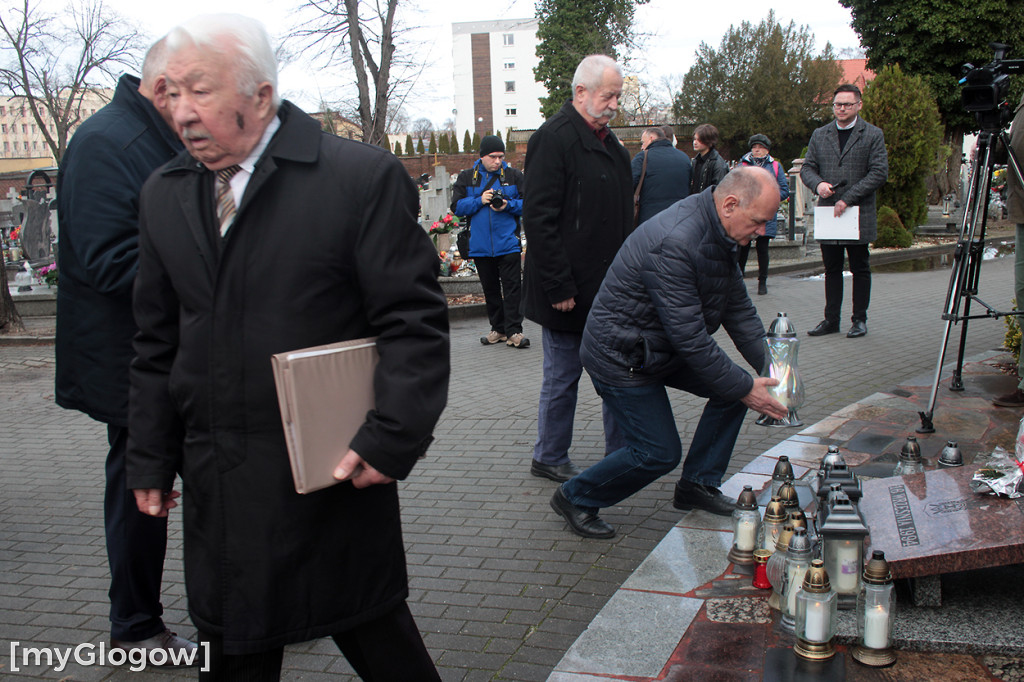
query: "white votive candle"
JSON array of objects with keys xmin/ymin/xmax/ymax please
[
  {"xmin": 863, "ymin": 604, "xmax": 890, "ymax": 649},
  {"xmin": 736, "ymin": 518, "xmax": 757, "ymax": 551},
  {"xmin": 832, "ymin": 543, "xmax": 861, "ymax": 593},
  {"xmin": 803, "ymin": 601, "xmax": 827, "ymax": 642}
]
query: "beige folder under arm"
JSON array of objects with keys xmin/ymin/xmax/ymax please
[{"xmin": 271, "ymin": 337, "xmax": 379, "ymax": 494}]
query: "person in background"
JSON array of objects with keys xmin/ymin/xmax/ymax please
[
  {"xmin": 451, "ymin": 135, "xmax": 528, "ymax": 348},
  {"xmin": 522, "ymin": 54, "xmax": 632, "ymax": 484},
  {"xmin": 994, "ymin": 91, "xmax": 1024, "ymax": 407},
  {"xmin": 801, "ymin": 84, "xmax": 889, "ymax": 339},
  {"xmin": 55, "ymin": 38, "xmax": 195, "ymax": 663},
  {"xmin": 738, "ymin": 133, "xmax": 790, "ymax": 295},
  {"xmin": 690, "ymin": 123, "xmax": 729, "ymax": 194},
  {"xmin": 632, "ymin": 126, "xmax": 691, "ymax": 226}
]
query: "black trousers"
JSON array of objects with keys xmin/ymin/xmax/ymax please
[
  {"xmin": 819, "ymin": 243, "xmax": 871, "ymax": 324},
  {"xmin": 105, "ymin": 425, "xmax": 169, "ymax": 641},
  {"xmin": 197, "ymin": 601, "xmax": 439, "ymax": 681},
  {"xmin": 474, "ymin": 252, "xmax": 524, "ymax": 335},
  {"xmin": 738, "ymin": 236, "xmax": 771, "ymax": 282}
]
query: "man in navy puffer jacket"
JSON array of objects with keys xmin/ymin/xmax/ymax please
[
  {"xmin": 452, "ymin": 135, "xmax": 528, "ymax": 348},
  {"xmin": 549, "ymin": 166, "xmax": 788, "ymax": 538}
]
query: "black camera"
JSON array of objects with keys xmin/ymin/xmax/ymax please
[
  {"xmin": 488, "ymin": 189, "xmax": 507, "ymax": 209},
  {"xmin": 960, "ymin": 43, "xmax": 1024, "ymax": 130}
]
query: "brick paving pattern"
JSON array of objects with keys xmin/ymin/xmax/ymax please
[{"xmin": 0, "ymin": 252, "xmax": 1014, "ymax": 680}]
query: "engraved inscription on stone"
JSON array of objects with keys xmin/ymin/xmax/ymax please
[
  {"xmin": 889, "ymin": 485, "xmax": 920, "ymax": 547},
  {"xmin": 926, "ymin": 499, "xmax": 967, "ymax": 516}
]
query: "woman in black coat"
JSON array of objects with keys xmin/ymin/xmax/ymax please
[{"xmin": 690, "ymin": 123, "xmax": 730, "ymax": 194}]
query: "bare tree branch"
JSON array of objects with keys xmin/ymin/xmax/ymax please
[{"xmin": 0, "ymin": 0, "xmax": 142, "ymax": 163}]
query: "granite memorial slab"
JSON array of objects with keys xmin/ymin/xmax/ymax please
[{"xmin": 860, "ymin": 466, "xmax": 1024, "ymax": 579}]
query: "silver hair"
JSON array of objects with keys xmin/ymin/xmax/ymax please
[
  {"xmin": 571, "ymin": 54, "xmax": 622, "ymax": 92},
  {"xmin": 141, "ymin": 37, "xmax": 168, "ymax": 89},
  {"xmin": 166, "ymin": 14, "xmax": 280, "ymax": 107}
]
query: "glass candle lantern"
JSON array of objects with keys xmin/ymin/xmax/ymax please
[
  {"xmin": 819, "ymin": 493, "xmax": 869, "ymax": 609},
  {"xmin": 938, "ymin": 440, "xmax": 963, "ymax": 468},
  {"xmin": 771, "ymin": 456, "xmax": 795, "ymax": 497},
  {"xmin": 777, "ymin": 479, "xmax": 800, "ymax": 513},
  {"xmin": 755, "ymin": 312, "xmax": 805, "ymax": 427},
  {"xmin": 766, "ymin": 525, "xmax": 795, "ymax": 611},
  {"xmin": 852, "ymin": 551, "xmax": 897, "ymax": 667},
  {"xmin": 780, "ymin": 528, "xmax": 813, "ymax": 631},
  {"xmin": 759, "ymin": 496, "xmax": 787, "ymax": 554},
  {"xmin": 794, "ymin": 559, "xmax": 837, "ymax": 661},
  {"xmin": 727, "ymin": 486, "xmax": 760, "ymax": 565}
]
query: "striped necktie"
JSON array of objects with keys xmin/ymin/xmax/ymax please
[{"xmin": 216, "ymin": 165, "xmax": 243, "ymax": 236}]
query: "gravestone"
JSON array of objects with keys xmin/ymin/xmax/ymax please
[{"xmin": 860, "ymin": 467, "xmax": 1024, "ymax": 584}]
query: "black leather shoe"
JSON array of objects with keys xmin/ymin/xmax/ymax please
[
  {"xmin": 757, "ymin": 280, "xmax": 767, "ymax": 295},
  {"xmin": 531, "ymin": 460, "xmax": 581, "ymax": 482},
  {"xmin": 807, "ymin": 320, "xmax": 840, "ymax": 336},
  {"xmin": 550, "ymin": 487, "xmax": 615, "ymax": 538},
  {"xmin": 110, "ymin": 629, "xmax": 198, "ymax": 667},
  {"xmin": 672, "ymin": 479, "xmax": 736, "ymax": 516},
  {"xmin": 993, "ymin": 388, "xmax": 1024, "ymax": 407},
  {"xmin": 847, "ymin": 320, "xmax": 867, "ymax": 338}
]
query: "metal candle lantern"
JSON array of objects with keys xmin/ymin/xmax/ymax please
[
  {"xmin": 794, "ymin": 559, "xmax": 838, "ymax": 661},
  {"xmin": 756, "ymin": 312, "xmax": 805, "ymax": 427},
  {"xmin": 893, "ymin": 435, "xmax": 925, "ymax": 476},
  {"xmin": 777, "ymin": 479, "xmax": 800, "ymax": 513},
  {"xmin": 771, "ymin": 456, "xmax": 795, "ymax": 497},
  {"xmin": 780, "ymin": 528, "xmax": 813, "ymax": 631},
  {"xmin": 727, "ymin": 486, "xmax": 761, "ymax": 565},
  {"xmin": 819, "ymin": 492, "xmax": 869, "ymax": 609},
  {"xmin": 852, "ymin": 551, "xmax": 897, "ymax": 667},
  {"xmin": 759, "ymin": 496, "xmax": 787, "ymax": 554},
  {"xmin": 938, "ymin": 440, "xmax": 963, "ymax": 468}
]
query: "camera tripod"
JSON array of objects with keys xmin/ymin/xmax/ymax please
[{"xmin": 917, "ymin": 128, "xmax": 1024, "ymax": 432}]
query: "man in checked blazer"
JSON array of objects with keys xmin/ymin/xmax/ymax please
[{"xmin": 801, "ymin": 83, "xmax": 889, "ymax": 338}]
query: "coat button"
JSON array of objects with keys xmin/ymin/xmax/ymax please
[{"xmin": 601, "ymin": 174, "xmax": 607, "ymax": 181}]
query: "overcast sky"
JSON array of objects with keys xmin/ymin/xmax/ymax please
[{"xmin": 101, "ymin": 0, "xmax": 863, "ymax": 127}]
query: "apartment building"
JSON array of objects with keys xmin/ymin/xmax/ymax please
[
  {"xmin": 0, "ymin": 89, "xmax": 113, "ymax": 164},
  {"xmin": 452, "ymin": 18, "xmax": 547, "ymax": 140}
]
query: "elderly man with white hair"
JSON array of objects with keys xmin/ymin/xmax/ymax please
[
  {"xmin": 126, "ymin": 13, "xmax": 448, "ymax": 680},
  {"xmin": 522, "ymin": 54, "xmax": 634, "ymax": 485}
]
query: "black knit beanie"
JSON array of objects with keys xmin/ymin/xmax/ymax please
[{"xmin": 479, "ymin": 135, "xmax": 505, "ymax": 157}]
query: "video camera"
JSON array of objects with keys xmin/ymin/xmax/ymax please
[{"xmin": 960, "ymin": 43, "xmax": 1024, "ymax": 130}]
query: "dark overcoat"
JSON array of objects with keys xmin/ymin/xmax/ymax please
[
  {"xmin": 126, "ymin": 102, "xmax": 450, "ymax": 654},
  {"xmin": 55, "ymin": 74, "xmax": 182, "ymax": 425},
  {"xmin": 800, "ymin": 117, "xmax": 889, "ymax": 244},
  {"xmin": 631, "ymin": 138, "xmax": 692, "ymax": 225},
  {"xmin": 522, "ymin": 100, "xmax": 633, "ymax": 332}
]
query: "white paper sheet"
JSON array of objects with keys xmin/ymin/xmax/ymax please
[{"xmin": 814, "ymin": 205, "xmax": 860, "ymax": 240}]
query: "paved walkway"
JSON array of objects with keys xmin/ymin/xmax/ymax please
[{"xmin": 0, "ymin": 247, "xmax": 1017, "ymax": 680}]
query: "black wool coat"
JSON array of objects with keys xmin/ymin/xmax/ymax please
[
  {"xmin": 522, "ymin": 100, "xmax": 633, "ymax": 332},
  {"xmin": 127, "ymin": 102, "xmax": 450, "ymax": 654}
]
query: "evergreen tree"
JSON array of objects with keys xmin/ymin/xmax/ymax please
[
  {"xmin": 428, "ymin": 132, "xmax": 438, "ymax": 154},
  {"xmin": 463, "ymin": 130, "xmax": 472, "ymax": 153},
  {"xmin": 862, "ymin": 63, "xmax": 944, "ymax": 230},
  {"xmin": 534, "ymin": 0, "xmax": 647, "ymax": 119},
  {"xmin": 394, "ymin": 141, "xmax": 402, "ymax": 155},
  {"xmin": 439, "ymin": 132, "xmax": 450, "ymax": 154},
  {"xmin": 450, "ymin": 131, "xmax": 460, "ymax": 154},
  {"xmin": 471, "ymin": 131, "xmax": 481, "ymax": 152},
  {"xmin": 405, "ymin": 134, "xmax": 414, "ymax": 156},
  {"xmin": 673, "ymin": 12, "xmax": 839, "ymax": 163},
  {"xmin": 416, "ymin": 138, "xmax": 425, "ymax": 154}
]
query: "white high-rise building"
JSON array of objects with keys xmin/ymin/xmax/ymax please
[{"xmin": 452, "ymin": 19, "xmax": 547, "ymax": 142}]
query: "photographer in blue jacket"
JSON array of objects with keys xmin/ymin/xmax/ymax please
[{"xmin": 452, "ymin": 135, "xmax": 529, "ymax": 348}]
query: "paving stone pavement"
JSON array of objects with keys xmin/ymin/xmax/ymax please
[{"xmin": 0, "ymin": 252, "xmax": 1014, "ymax": 680}]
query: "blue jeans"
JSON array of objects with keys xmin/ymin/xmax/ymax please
[
  {"xmin": 532, "ymin": 327, "xmax": 624, "ymax": 465},
  {"xmin": 562, "ymin": 375, "xmax": 747, "ymax": 510}
]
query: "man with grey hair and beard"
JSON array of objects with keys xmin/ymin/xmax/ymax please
[
  {"xmin": 127, "ymin": 13, "xmax": 448, "ymax": 679},
  {"xmin": 522, "ymin": 54, "xmax": 633, "ymax": 484}
]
